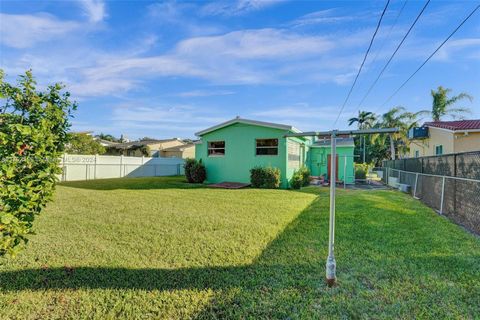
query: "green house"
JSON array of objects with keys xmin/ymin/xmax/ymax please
[{"xmin": 195, "ymin": 117, "xmax": 355, "ymax": 188}]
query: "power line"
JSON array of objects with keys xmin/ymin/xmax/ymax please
[
  {"xmin": 332, "ymin": 0, "xmax": 390, "ymax": 127},
  {"xmin": 379, "ymin": 4, "xmax": 480, "ymax": 109},
  {"xmin": 357, "ymin": 0, "xmax": 430, "ymax": 109},
  {"xmin": 367, "ymin": 0, "xmax": 409, "ymax": 72}
]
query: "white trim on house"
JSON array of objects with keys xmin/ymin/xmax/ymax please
[{"xmin": 195, "ymin": 117, "xmax": 301, "ymax": 137}]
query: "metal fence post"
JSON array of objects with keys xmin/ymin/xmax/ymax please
[
  {"xmin": 413, "ymin": 173, "xmax": 419, "ymax": 198},
  {"xmin": 440, "ymin": 176, "xmax": 446, "ymax": 214}
]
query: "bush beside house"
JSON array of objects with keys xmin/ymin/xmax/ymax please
[
  {"xmin": 290, "ymin": 166, "xmax": 311, "ymax": 189},
  {"xmin": 250, "ymin": 167, "xmax": 281, "ymax": 189},
  {"xmin": 184, "ymin": 158, "xmax": 206, "ymax": 183}
]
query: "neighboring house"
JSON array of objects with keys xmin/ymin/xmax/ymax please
[
  {"xmin": 105, "ymin": 138, "xmax": 191, "ymax": 158},
  {"xmin": 195, "ymin": 117, "xmax": 355, "ymax": 188},
  {"xmin": 409, "ymin": 120, "xmax": 480, "ymax": 157},
  {"xmin": 160, "ymin": 143, "xmax": 195, "ymax": 158}
]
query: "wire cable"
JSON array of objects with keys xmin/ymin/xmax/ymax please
[
  {"xmin": 357, "ymin": 0, "xmax": 430, "ymax": 109},
  {"xmin": 379, "ymin": 4, "xmax": 480, "ymax": 109},
  {"xmin": 332, "ymin": 0, "xmax": 390, "ymax": 128},
  {"xmin": 368, "ymin": 0, "xmax": 409, "ymax": 73}
]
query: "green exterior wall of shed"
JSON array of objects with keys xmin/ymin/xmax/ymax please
[
  {"xmin": 195, "ymin": 123, "xmax": 307, "ymax": 188},
  {"xmin": 308, "ymin": 145, "xmax": 355, "ymax": 184}
]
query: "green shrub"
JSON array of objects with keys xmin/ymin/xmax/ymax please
[
  {"xmin": 184, "ymin": 158, "xmax": 196, "ymax": 183},
  {"xmin": 0, "ymin": 70, "xmax": 76, "ymax": 257},
  {"xmin": 355, "ymin": 163, "xmax": 372, "ymax": 180},
  {"xmin": 297, "ymin": 166, "xmax": 311, "ymax": 186},
  {"xmin": 184, "ymin": 158, "xmax": 206, "ymax": 183},
  {"xmin": 289, "ymin": 171, "xmax": 303, "ymax": 189},
  {"xmin": 250, "ymin": 166, "xmax": 281, "ymax": 189}
]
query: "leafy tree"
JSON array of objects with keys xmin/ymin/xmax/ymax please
[
  {"xmin": 348, "ymin": 111, "xmax": 377, "ymax": 163},
  {"xmin": 377, "ymin": 106, "xmax": 417, "ymax": 160},
  {"xmin": 66, "ymin": 133, "xmax": 106, "ymax": 155},
  {"xmin": 348, "ymin": 111, "xmax": 376, "ymax": 129},
  {"xmin": 418, "ymin": 86, "xmax": 472, "ymax": 121},
  {"xmin": 96, "ymin": 133, "xmax": 120, "ymax": 142},
  {"xmin": 0, "ymin": 70, "xmax": 76, "ymax": 256}
]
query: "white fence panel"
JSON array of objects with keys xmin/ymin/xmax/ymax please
[{"xmin": 60, "ymin": 154, "xmax": 184, "ymax": 182}]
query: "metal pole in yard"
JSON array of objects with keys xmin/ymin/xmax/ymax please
[
  {"xmin": 413, "ymin": 173, "xmax": 419, "ymax": 198},
  {"xmin": 440, "ymin": 176, "xmax": 446, "ymax": 214},
  {"xmin": 344, "ymin": 155, "xmax": 347, "ymax": 189},
  {"xmin": 326, "ymin": 131, "xmax": 337, "ymax": 287},
  {"xmin": 284, "ymin": 127, "xmax": 399, "ymax": 287}
]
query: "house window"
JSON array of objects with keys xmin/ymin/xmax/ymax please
[
  {"xmin": 288, "ymin": 141, "xmax": 301, "ymax": 168},
  {"xmin": 435, "ymin": 145, "xmax": 443, "ymax": 155},
  {"xmin": 415, "ymin": 150, "xmax": 419, "ymax": 158},
  {"xmin": 208, "ymin": 141, "xmax": 225, "ymax": 156},
  {"xmin": 256, "ymin": 139, "xmax": 278, "ymax": 155}
]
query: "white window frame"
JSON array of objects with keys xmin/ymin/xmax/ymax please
[
  {"xmin": 256, "ymin": 138, "xmax": 278, "ymax": 156},
  {"xmin": 208, "ymin": 141, "xmax": 225, "ymax": 157}
]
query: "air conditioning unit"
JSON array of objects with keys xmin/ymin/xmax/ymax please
[{"xmin": 408, "ymin": 127, "xmax": 429, "ymax": 140}]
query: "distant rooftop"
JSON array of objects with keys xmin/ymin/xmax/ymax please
[{"xmin": 424, "ymin": 120, "xmax": 480, "ymax": 131}]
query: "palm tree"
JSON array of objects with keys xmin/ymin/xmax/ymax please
[
  {"xmin": 418, "ymin": 86, "xmax": 472, "ymax": 121},
  {"xmin": 379, "ymin": 107, "xmax": 416, "ymax": 160},
  {"xmin": 348, "ymin": 111, "xmax": 376, "ymax": 129},
  {"xmin": 348, "ymin": 111, "xmax": 376, "ymax": 162}
]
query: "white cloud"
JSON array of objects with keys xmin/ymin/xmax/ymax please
[
  {"xmin": 176, "ymin": 89, "xmax": 235, "ymax": 97},
  {"xmin": 201, "ymin": 0, "xmax": 284, "ymax": 16},
  {"xmin": 67, "ymin": 28, "xmax": 336, "ymax": 96},
  {"xmin": 77, "ymin": 0, "xmax": 106, "ymax": 23},
  {"xmin": 434, "ymin": 38, "xmax": 480, "ymax": 61},
  {"xmin": 250, "ymin": 104, "xmax": 355, "ymax": 131},
  {"xmin": 176, "ymin": 28, "xmax": 333, "ymax": 59},
  {"xmin": 0, "ymin": 13, "xmax": 79, "ymax": 48}
]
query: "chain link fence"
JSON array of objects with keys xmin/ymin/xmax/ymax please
[
  {"xmin": 383, "ymin": 151, "xmax": 480, "ymax": 179},
  {"xmin": 383, "ymin": 167, "xmax": 480, "ymax": 235}
]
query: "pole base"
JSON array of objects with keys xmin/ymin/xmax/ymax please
[{"xmin": 326, "ymin": 277, "xmax": 336, "ymax": 287}]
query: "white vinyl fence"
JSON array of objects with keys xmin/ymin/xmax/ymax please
[{"xmin": 59, "ymin": 154, "xmax": 185, "ymax": 182}]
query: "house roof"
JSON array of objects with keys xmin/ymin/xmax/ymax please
[
  {"xmin": 195, "ymin": 117, "xmax": 301, "ymax": 137},
  {"xmin": 424, "ymin": 120, "xmax": 480, "ymax": 131},
  {"xmin": 311, "ymin": 137, "xmax": 355, "ymax": 147},
  {"xmin": 162, "ymin": 143, "xmax": 195, "ymax": 152}
]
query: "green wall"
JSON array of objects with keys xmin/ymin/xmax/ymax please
[
  {"xmin": 195, "ymin": 123, "xmax": 305, "ymax": 188},
  {"xmin": 309, "ymin": 146, "xmax": 355, "ymax": 184},
  {"xmin": 195, "ymin": 121, "xmax": 354, "ymax": 187}
]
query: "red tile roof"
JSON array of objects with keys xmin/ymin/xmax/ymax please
[{"xmin": 424, "ymin": 120, "xmax": 480, "ymax": 131}]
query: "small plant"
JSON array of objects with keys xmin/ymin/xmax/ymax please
[
  {"xmin": 289, "ymin": 171, "xmax": 303, "ymax": 189},
  {"xmin": 297, "ymin": 166, "xmax": 311, "ymax": 186},
  {"xmin": 184, "ymin": 158, "xmax": 206, "ymax": 183},
  {"xmin": 250, "ymin": 166, "xmax": 281, "ymax": 189}
]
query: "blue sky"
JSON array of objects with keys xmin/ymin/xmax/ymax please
[{"xmin": 1, "ymin": 0, "xmax": 479, "ymax": 140}]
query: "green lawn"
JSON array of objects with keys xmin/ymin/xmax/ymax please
[{"xmin": 1, "ymin": 176, "xmax": 479, "ymax": 319}]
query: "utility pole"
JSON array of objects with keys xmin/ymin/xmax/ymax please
[{"xmin": 285, "ymin": 127, "xmax": 398, "ymax": 287}]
